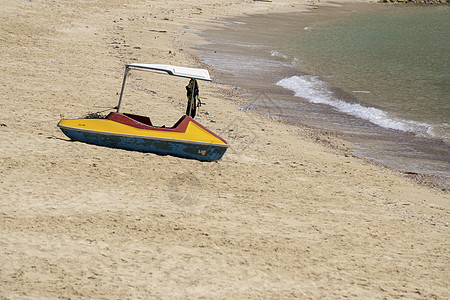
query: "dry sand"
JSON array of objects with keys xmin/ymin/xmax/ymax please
[{"xmin": 0, "ymin": 0, "xmax": 449, "ymax": 299}]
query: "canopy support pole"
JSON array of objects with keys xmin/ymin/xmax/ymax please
[
  {"xmin": 188, "ymin": 80, "xmax": 195, "ymax": 117},
  {"xmin": 117, "ymin": 66, "xmax": 130, "ymax": 113}
]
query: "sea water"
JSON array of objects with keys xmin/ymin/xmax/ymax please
[
  {"xmin": 197, "ymin": 4, "xmax": 449, "ymax": 188},
  {"xmin": 277, "ymin": 4, "xmax": 449, "ymax": 139}
]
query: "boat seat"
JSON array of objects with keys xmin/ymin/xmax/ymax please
[
  {"xmin": 170, "ymin": 115, "xmax": 187, "ymax": 129},
  {"xmin": 123, "ymin": 113, "xmax": 152, "ymax": 126}
]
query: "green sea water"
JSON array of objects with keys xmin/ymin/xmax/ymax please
[{"xmin": 280, "ymin": 4, "xmax": 449, "ymax": 140}]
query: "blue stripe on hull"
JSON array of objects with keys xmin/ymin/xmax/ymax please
[{"xmin": 61, "ymin": 128, "xmax": 227, "ymax": 161}]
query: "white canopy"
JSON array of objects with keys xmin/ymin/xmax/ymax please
[{"xmin": 127, "ymin": 63, "xmax": 212, "ymax": 81}]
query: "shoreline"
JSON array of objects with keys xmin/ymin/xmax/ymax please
[
  {"xmin": 192, "ymin": 3, "xmax": 449, "ymax": 191},
  {"xmin": 188, "ymin": 43, "xmax": 448, "ymax": 192},
  {"xmin": 1, "ymin": 1, "xmax": 449, "ymax": 298}
]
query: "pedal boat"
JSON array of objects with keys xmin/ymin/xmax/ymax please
[{"xmin": 57, "ymin": 63, "xmax": 229, "ymax": 161}]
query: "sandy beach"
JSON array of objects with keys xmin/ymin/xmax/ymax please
[{"xmin": 0, "ymin": 0, "xmax": 449, "ymax": 298}]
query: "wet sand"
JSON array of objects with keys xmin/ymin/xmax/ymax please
[{"xmin": 0, "ymin": 0, "xmax": 449, "ymax": 299}]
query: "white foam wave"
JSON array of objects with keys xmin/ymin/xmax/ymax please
[
  {"xmin": 270, "ymin": 50, "xmax": 280, "ymax": 57},
  {"xmin": 277, "ymin": 75, "xmax": 435, "ymax": 135},
  {"xmin": 269, "ymin": 50, "xmax": 289, "ymax": 60}
]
